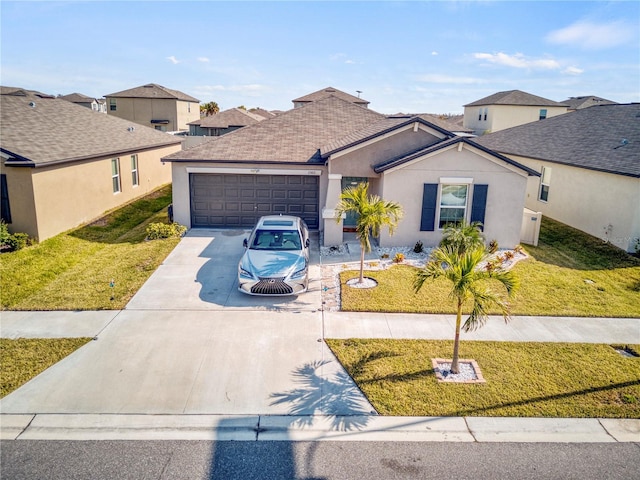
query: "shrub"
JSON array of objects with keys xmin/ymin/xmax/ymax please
[
  {"xmin": 440, "ymin": 222, "xmax": 485, "ymax": 255},
  {"xmin": 393, "ymin": 252, "xmax": 405, "ymax": 263},
  {"xmin": 0, "ymin": 222, "xmax": 31, "ymax": 252},
  {"xmin": 146, "ymin": 222, "xmax": 187, "ymax": 240},
  {"xmin": 0, "ymin": 221, "xmax": 10, "ymax": 247},
  {"xmin": 488, "ymin": 239, "xmax": 499, "ymax": 254},
  {"xmin": 413, "ymin": 240, "xmax": 424, "ymax": 253},
  {"xmin": 514, "ymin": 244, "xmax": 524, "ymax": 255},
  {"xmin": 504, "ymin": 251, "xmax": 515, "ymax": 261},
  {"xmin": 381, "ymin": 253, "xmax": 390, "ymax": 259}
]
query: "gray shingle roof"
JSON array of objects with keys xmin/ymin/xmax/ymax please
[
  {"xmin": 474, "ymin": 104, "xmax": 640, "ymax": 178},
  {"xmin": 292, "ymin": 87, "xmax": 369, "ymax": 106},
  {"xmin": 164, "ymin": 95, "xmax": 384, "ymax": 163},
  {"xmin": 105, "ymin": 83, "xmax": 199, "ymax": 102},
  {"xmin": 464, "ymin": 90, "xmax": 567, "ymax": 108},
  {"xmin": 191, "ymin": 108, "xmax": 266, "ymax": 128},
  {"xmin": 1, "ymin": 87, "xmax": 182, "ymax": 167},
  {"xmin": 59, "ymin": 92, "xmax": 98, "ymax": 103},
  {"xmin": 561, "ymin": 96, "xmax": 617, "ymax": 110}
]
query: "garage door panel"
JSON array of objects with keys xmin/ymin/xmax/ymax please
[{"xmin": 190, "ymin": 173, "xmax": 319, "ymax": 229}]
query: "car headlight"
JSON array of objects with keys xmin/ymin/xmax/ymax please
[
  {"xmin": 289, "ymin": 266, "xmax": 307, "ymax": 280},
  {"xmin": 239, "ymin": 265, "xmax": 254, "ymax": 279}
]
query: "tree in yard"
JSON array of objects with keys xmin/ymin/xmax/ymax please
[
  {"xmin": 334, "ymin": 182, "xmax": 403, "ymax": 284},
  {"xmin": 413, "ymin": 244, "xmax": 519, "ymax": 374},
  {"xmin": 200, "ymin": 101, "xmax": 220, "ymax": 116},
  {"xmin": 440, "ymin": 221, "xmax": 485, "ymax": 256}
]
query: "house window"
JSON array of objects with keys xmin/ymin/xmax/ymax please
[
  {"xmin": 131, "ymin": 155, "xmax": 139, "ymax": 187},
  {"xmin": 483, "ymin": 108, "xmax": 488, "ymax": 121},
  {"xmin": 539, "ymin": 109, "xmax": 547, "ymax": 120},
  {"xmin": 188, "ymin": 102, "xmax": 191, "ymax": 113},
  {"xmin": 109, "ymin": 98, "xmax": 116, "ymax": 111},
  {"xmin": 439, "ymin": 184, "xmax": 468, "ymax": 229},
  {"xmin": 111, "ymin": 158, "xmax": 121, "ymax": 193},
  {"xmin": 539, "ymin": 166, "xmax": 551, "ymax": 202},
  {"xmin": 478, "ymin": 109, "xmax": 482, "ymax": 121},
  {"xmin": 1, "ymin": 174, "xmax": 11, "ymax": 223}
]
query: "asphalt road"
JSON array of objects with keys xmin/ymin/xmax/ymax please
[{"xmin": 2, "ymin": 440, "xmax": 639, "ymax": 480}]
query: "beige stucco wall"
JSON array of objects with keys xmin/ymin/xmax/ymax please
[
  {"xmin": 170, "ymin": 162, "xmax": 328, "ymax": 229},
  {"xmin": 376, "ymin": 145, "xmax": 529, "ymax": 248},
  {"xmin": 0, "ymin": 158, "xmax": 37, "ymax": 237},
  {"xmin": 107, "ymin": 98, "xmax": 199, "ymax": 132},
  {"xmin": 512, "ymin": 154, "xmax": 640, "ymax": 252},
  {"xmin": 4, "ymin": 144, "xmax": 178, "ymax": 241},
  {"xmin": 464, "ymin": 105, "xmax": 568, "ymax": 135}
]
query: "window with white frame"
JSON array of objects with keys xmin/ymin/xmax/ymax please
[
  {"xmin": 483, "ymin": 107, "xmax": 488, "ymax": 121},
  {"xmin": 111, "ymin": 158, "xmax": 121, "ymax": 193},
  {"xmin": 539, "ymin": 108, "xmax": 547, "ymax": 120},
  {"xmin": 439, "ymin": 184, "xmax": 468, "ymax": 228},
  {"xmin": 109, "ymin": 98, "xmax": 116, "ymax": 111},
  {"xmin": 539, "ymin": 166, "xmax": 551, "ymax": 202},
  {"xmin": 131, "ymin": 154, "xmax": 139, "ymax": 187}
]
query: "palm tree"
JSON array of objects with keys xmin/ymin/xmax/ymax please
[
  {"xmin": 413, "ymin": 245, "xmax": 519, "ymax": 374},
  {"xmin": 200, "ymin": 101, "xmax": 220, "ymax": 117},
  {"xmin": 335, "ymin": 182, "xmax": 403, "ymax": 283},
  {"xmin": 440, "ymin": 221, "xmax": 485, "ymax": 255}
]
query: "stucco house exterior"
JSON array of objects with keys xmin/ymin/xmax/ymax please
[
  {"xmin": 475, "ymin": 103, "xmax": 639, "ymax": 253},
  {"xmin": 463, "ymin": 90, "xmax": 568, "ymax": 136},
  {"xmin": 105, "ymin": 83, "xmax": 200, "ymax": 132},
  {"xmin": 0, "ymin": 87, "xmax": 182, "ymax": 241},
  {"xmin": 164, "ymin": 89, "xmax": 538, "ymax": 249},
  {"xmin": 188, "ymin": 108, "xmax": 268, "ymax": 137},
  {"xmin": 59, "ymin": 92, "xmax": 107, "ymax": 113}
]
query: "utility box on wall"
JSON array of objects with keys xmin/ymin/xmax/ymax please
[{"xmin": 521, "ymin": 208, "xmax": 542, "ymax": 246}]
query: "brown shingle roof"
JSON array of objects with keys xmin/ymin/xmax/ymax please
[
  {"xmin": 464, "ymin": 90, "xmax": 567, "ymax": 108},
  {"xmin": 105, "ymin": 83, "xmax": 199, "ymax": 102},
  {"xmin": 561, "ymin": 95, "xmax": 617, "ymax": 110},
  {"xmin": 191, "ymin": 108, "xmax": 266, "ymax": 128},
  {"xmin": 1, "ymin": 87, "xmax": 182, "ymax": 167},
  {"xmin": 292, "ymin": 87, "xmax": 369, "ymax": 106},
  {"xmin": 164, "ymin": 95, "xmax": 384, "ymax": 163},
  {"xmin": 475, "ymin": 103, "xmax": 640, "ymax": 177},
  {"xmin": 59, "ymin": 92, "xmax": 97, "ymax": 103}
]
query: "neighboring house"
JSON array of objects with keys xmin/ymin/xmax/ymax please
[
  {"xmin": 0, "ymin": 87, "xmax": 182, "ymax": 241},
  {"xmin": 292, "ymin": 87, "xmax": 370, "ymax": 109},
  {"xmin": 463, "ymin": 90, "xmax": 568, "ymax": 135},
  {"xmin": 249, "ymin": 108, "xmax": 277, "ymax": 119},
  {"xmin": 475, "ymin": 103, "xmax": 640, "ymax": 253},
  {"xmin": 188, "ymin": 108, "xmax": 267, "ymax": 136},
  {"xmin": 59, "ymin": 92, "xmax": 107, "ymax": 113},
  {"xmin": 164, "ymin": 89, "xmax": 538, "ymax": 249},
  {"xmin": 104, "ymin": 83, "xmax": 200, "ymax": 132},
  {"xmin": 561, "ymin": 95, "xmax": 617, "ymax": 111}
]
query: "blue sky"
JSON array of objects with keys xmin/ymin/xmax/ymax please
[{"xmin": 1, "ymin": 1, "xmax": 638, "ymax": 114}]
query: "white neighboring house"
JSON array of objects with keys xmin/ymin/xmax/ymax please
[
  {"xmin": 476, "ymin": 104, "xmax": 640, "ymax": 253},
  {"xmin": 463, "ymin": 90, "xmax": 568, "ymax": 136}
]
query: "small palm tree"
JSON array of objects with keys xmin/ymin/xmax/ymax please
[
  {"xmin": 414, "ymin": 245, "xmax": 519, "ymax": 374},
  {"xmin": 335, "ymin": 182, "xmax": 403, "ymax": 283},
  {"xmin": 440, "ymin": 221, "xmax": 485, "ymax": 255},
  {"xmin": 200, "ymin": 101, "xmax": 220, "ymax": 117}
]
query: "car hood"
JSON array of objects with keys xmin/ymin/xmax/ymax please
[{"xmin": 241, "ymin": 249, "xmax": 307, "ymax": 278}]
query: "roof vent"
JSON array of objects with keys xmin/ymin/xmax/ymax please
[
  {"xmin": 29, "ymin": 101, "xmax": 36, "ymax": 108},
  {"xmin": 127, "ymin": 126, "xmax": 135, "ymax": 132},
  {"xmin": 613, "ymin": 138, "xmax": 628, "ymax": 149}
]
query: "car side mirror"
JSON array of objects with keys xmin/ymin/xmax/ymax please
[
  {"xmin": 305, "ymin": 238, "xmax": 310, "ymax": 248},
  {"xmin": 243, "ymin": 238, "xmax": 248, "ymax": 248}
]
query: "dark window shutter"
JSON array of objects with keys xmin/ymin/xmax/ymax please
[
  {"xmin": 470, "ymin": 184, "xmax": 488, "ymax": 230},
  {"xmin": 420, "ymin": 184, "xmax": 438, "ymax": 231},
  {"xmin": 0, "ymin": 174, "xmax": 11, "ymax": 224}
]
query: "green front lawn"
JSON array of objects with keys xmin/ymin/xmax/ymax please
[
  {"xmin": 1, "ymin": 338, "xmax": 92, "ymax": 397},
  {"xmin": 0, "ymin": 185, "xmax": 180, "ymax": 310},
  {"xmin": 327, "ymin": 339, "xmax": 640, "ymax": 418},
  {"xmin": 340, "ymin": 217, "xmax": 640, "ymax": 317}
]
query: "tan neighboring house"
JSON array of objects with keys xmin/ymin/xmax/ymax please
[
  {"xmin": 0, "ymin": 87, "xmax": 182, "ymax": 241},
  {"xmin": 476, "ymin": 104, "xmax": 640, "ymax": 253},
  {"xmin": 105, "ymin": 83, "xmax": 200, "ymax": 132},
  {"xmin": 59, "ymin": 92, "xmax": 107, "ymax": 113},
  {"xmin": 463, "ymin": 90, "xmax": 568, "ymax": 136},
  {"xmin": 188, "ymin": 108, "xmax": 268, "ymax": 137},
  {"xmin": 164, "ymin": 88, "xmax": 538, "ymax": 249}
]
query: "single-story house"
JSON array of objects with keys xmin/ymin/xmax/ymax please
[
  {"xmin": 164, "ymin": 88, "xmax": 539, "ymax": 249},
  {"xmin": 475, "ymin": 103, "xmax": 639, "ymax": 253},
  {"xmin": 0, "ymin": 87, "xmax": 183, "ymax": 241},
  {"xmin": 463, "ymin": 90, "xmax": 568, "ymax": 136}
]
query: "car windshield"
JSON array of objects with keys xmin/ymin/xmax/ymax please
[{"xmin": 250, "ymin": 229, "xmax": 302, "ymax": 250}]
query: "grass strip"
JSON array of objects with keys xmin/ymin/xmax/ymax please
[
  {"xmin": 326, "ymin": 339, "xmax": 640, "ymax": 418},
  {"xmin": 1, "ymin": 338, "xmax": 92, "ymax": 397}
]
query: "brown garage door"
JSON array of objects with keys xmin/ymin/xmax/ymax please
[{"xmin": 190, "ymin": 173, "xmax": 319, "ymax": 229}]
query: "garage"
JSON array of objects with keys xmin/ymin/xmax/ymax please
[{"xmin": 190, "ymin": 173, "xmax": 319, "ymax": 229}]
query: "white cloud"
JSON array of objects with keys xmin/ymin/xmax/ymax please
[
  {"xmin": 546, "ymin": 20, "xmax": 635, "ymax": 50},
  {"xmin": 563, "ymin": 66, "xmax": 584, "ymax": 76},
  {"xmin": 473, "ymin": 52, "xmax": 560, "ymax": 70},
  {"xmin": 431, "ymin": 51, "xmax": 438, "ymax": 56},
  {"xmin": 166, "ymin": 56, "xmax": 180, "ymax": 65},
  {"xmin": 197, "ymin": 57, "xmax": 210, "ymax": 63},
  {"xmin": 416, "ymin": 74, "xmax": 484, "ymax": 85}
]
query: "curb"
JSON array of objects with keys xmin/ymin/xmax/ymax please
[{"xmin": 2, "ymin": 414, "xmax": 638, "ymax": 442}]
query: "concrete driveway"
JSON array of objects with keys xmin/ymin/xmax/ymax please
[{"xmin": 0, "ymin": 230, "xmax": 374, "ymax": 417}]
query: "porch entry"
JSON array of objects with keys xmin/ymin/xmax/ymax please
[{"xmin": 341, "ymin": 177, "xmax": 368, "ymax": 232}]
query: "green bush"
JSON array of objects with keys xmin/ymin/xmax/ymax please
[
  {"xmin": 0, "ymin": 221, "xmax": 31, "ymax": 252},
  {"xmin": 0, "ymin": 221, "xmax": 10, "ymax": 247},
  {"xmin": 146, "ymin": 222, "xmax": 187, "ymax": 240}
]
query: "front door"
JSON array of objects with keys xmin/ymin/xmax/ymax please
[{"xmin": 341, "ymin": 177, "xmax": 368, "ymax": 231}]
